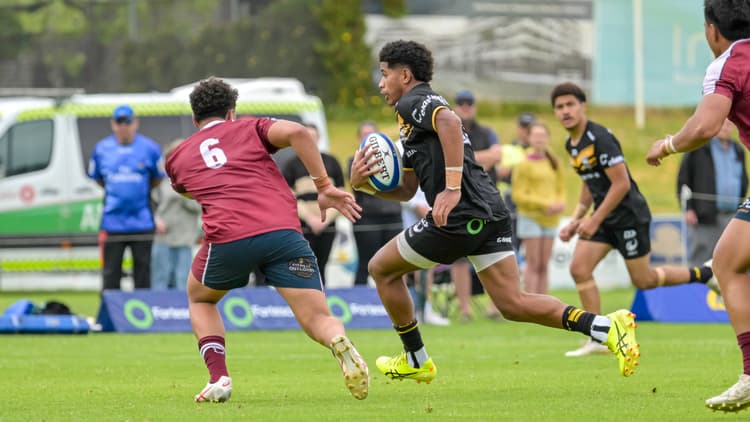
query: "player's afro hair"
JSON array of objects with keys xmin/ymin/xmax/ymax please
[
  {"xmin": 705, "ymin": 0, "xmax": 750, "ymax": 41},
  {"xmin": 379, "ymin": 40, "xmax": 434, "ymax": 83},
  {"xmin": 550, "ymin": 82, "xmax": 587, "ymax": 107},
  {"xmin": 189, "ymin": 77, "xmax": 238, "ymax": 123}
]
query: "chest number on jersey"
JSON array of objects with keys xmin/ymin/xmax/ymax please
[{"xmin": 200, "ymin": 138, "xmax": 227, "ymax": 169}]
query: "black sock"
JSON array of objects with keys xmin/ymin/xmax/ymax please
[
  {"xmin": 395, "ymin": 320, "xmax": 424, "ymax": 353},
  {"xmin": 689, "ymin": 265, "xmax": 713, "ymax": 283},
  {"xmin": 562, "ymin": 305, "xmax": 596, "ymax": 336}
]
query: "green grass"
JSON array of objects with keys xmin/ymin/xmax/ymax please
[
  {"xmin": 326, "ymin": 106, "xmax": 698, "ymax": 214},
  {"xmin": 0, "ymin": 289, "xmax": 747, "ymax": 421}
]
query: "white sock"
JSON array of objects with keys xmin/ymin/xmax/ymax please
[
  {"xmin": 590, "ymin": 315, "xmax": 611, "ymax": 343},
  {"xmin": 407, "ymin": 346, "xmax": 429, "ymax": 368}
]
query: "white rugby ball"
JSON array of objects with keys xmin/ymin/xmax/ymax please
[{"xmin": 359, "ymin": 132, "xmax": 401, "ymax": 192}]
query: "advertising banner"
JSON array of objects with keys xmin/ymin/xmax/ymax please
[
  {"xmin": 96, "ymin": 286, "xmax": 391, "ymax": 333},
  {"xmin": 631, "ymin": 284, "xmax": 727, "ymax": 323}
]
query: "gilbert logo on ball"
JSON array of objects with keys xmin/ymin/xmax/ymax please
[{"xmin": 359, "ymin": 132, "xmax": 401, "ymax": 192}]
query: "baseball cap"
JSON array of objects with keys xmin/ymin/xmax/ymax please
[
  {"xmin": 454, "ymin": 90, "xmax": 475, "ymax": 105},
  {"xmin": 113, "ymin": 105, "xmax": 134, "ymax": 124},
  {"xmin": 517, "ymin": 112, "xmax": 535, "ymax": 127}
]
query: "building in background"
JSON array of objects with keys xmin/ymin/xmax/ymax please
[{"xmin": 365, "ymin": 0, "xmax": 712, "ymax": 106}]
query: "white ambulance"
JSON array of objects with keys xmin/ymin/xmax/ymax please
[{"xmin": 0, "ymin": 78, "xmax": 330, "ymax": 290}]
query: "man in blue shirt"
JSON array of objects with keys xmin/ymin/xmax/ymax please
[
  {"xmin": 677, "ymin": 119, "xmax": 748, "ymax": 266},
  {"xmin": 88, "ymin": 105, "xmax": 165, "ymax": 290}
]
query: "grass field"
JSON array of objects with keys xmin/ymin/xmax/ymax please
[{"xmin": 1, "ymin": 288, "xmax": 747, "ymax": 421}]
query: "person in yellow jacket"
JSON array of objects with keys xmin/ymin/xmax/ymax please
[
  {"xmin": 511, "ymin": 122, "xmax": 565, "ymax": 294},
  {"xmin": 497, "ymin": 112, "xmax": 535, "ymax": 252}
]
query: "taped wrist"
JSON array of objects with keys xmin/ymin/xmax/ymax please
[
  {"xmin": 445, "ymin": 166, "xmax": 462, "ymax": 191},
  {"xmin": 312, "ymin": 175, "xmax": 331, "ymax": 191}
]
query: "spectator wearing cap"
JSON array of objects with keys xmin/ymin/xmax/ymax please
[
  {"xmin": 453, "ymin": 90, "xmax": 502, "ymax": 183},
  {"xmin": 497, "ymin": 112, "xmax": 536, "ymax": 252},
  {"xmin": 88, "ymin": 105, "xmax": 165, "ymax": 291},
  {"xmin": 451, "ymin": 90, "xmax": 504, "ymax": 321}
]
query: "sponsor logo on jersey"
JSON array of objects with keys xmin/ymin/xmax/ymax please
[
  {"xmin": 623, "ymin": 229, "xmax": 636, "ymax": 239},
  {"xmin": 569, "ymin": 144, "xmax": 597, "ymax": 171},
  {"xmin": 397, "ymin": 114, "xmax": 413, "ymax": 143},
  {"xmin": 496, "ymin": 236, "xmax": 512, "ymax": 243},
  {"xmin": 581, "ymin": 172, "xmax": 601, "ymax": 181},
  {"xmin": 411, "ymin": 95, "xmax": 448, "ymax": 124}
]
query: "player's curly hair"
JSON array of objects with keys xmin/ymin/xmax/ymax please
[
  {"xmin": 705, "ymin": 0, "xmax": 750, "ymax": 41},
  {"xmin": 550, "ymin": 82, "xmax": 587, "ymax": 107},
  {"xmin": 379, "ymin": 40, "xmax": 434, "ymax": 83},
  {"xmin": 189, "ymin": 77, "xmax": 238, "ymax": 123}
]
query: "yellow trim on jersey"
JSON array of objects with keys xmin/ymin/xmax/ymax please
[
  {"xmin": 431, "ymin": 105, "xmax": 448, "ymax": 131},
  {"xmin": 403, "ymin": 168, "xmax": 414, "ymax": 171}
]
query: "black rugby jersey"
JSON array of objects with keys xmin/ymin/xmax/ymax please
[
  {"xmin": 396, "ymin": 83, "xmax": 506, "ymax": 223},
  {"xmin": 565, "ymin": 120, "xmax": 651, "ymax": 227}
]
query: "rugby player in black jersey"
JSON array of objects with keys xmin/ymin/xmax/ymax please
[
  {"xmin": 551, "ymin": 82, "xmax": 715, "ymax": 358},
  {"xmin": 349, "ymin": 40, "xmax": 640, "ymax": 382}
]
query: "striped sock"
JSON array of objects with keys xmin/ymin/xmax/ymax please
[
  {"xmin": 689, "ymin": 265, "xmax": 714, "ymax": 283},
  {"xmin": 590, "ymin": 315, "xmax": 611, "ymax": 344},
  {"xmin": 199, "ymin": 335, "xmax": 228, "ymax": 383}
]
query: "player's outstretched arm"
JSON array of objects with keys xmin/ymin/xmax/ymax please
[
  {"xmin": 646, "ymin": 94, "xmax": 731, "ymax": 166},
  {"xmin": 267, "ymin": 120, "xmax": 362, "ymax": 223}
]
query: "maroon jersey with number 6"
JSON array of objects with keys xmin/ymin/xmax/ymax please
[{"xmin": 165, "ymin": 118, "xmax": 301, "ymax": 244}]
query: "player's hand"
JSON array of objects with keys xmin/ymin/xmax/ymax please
[
  {"xmin": 432, "ymin": 189, "xmax": 461, "ymax": 227},
  {"xmin": 155, "ymin": 217, "xmax": 167, "ymax": 234},
  {"xmin": 646, "ymin": 139, "xmax": 669, "ymax": 166},
  {"xmin": 317, "ymin": 185, "xmax": 361, "ymax": 223},
  {"xmin": 559, "ymin": 220, "xmax": 580, "ymax": 242},
  {"xmin": 576, "ymin": 216, "xmax": 600, "ymax": 239},
  {"xmin": 685, "ymin": 209, "xmax": 698, "ymax": 225},
  {"xmin": 349, "ymin": 147, "xmax": 381, "ymax": 190}
]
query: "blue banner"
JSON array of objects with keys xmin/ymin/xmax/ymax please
[
  {"xmin": 96, "ymin": 287, "xmax": 392, "ymax": 333},
  {"xmin": 631, "ymin": 284, "xmax": 727, "ymax": 323},
  {"xmin": 593, "ymin": 0, "xmax": 713, "ymax": 106}
]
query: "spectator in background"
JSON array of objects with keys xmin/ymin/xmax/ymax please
[
  {"xmin": 151, "ymin": 138, "xmax": 203, "ymax": 290},
  {"xmin": 348, "ymin": 121, "xmax": 403, "ymax": 286},
  {"xmin": 453, "ymin": 90, "xmax": 502, "ymax": 182},
  {"xmin": 677, "ymin": 119, "xmax": 747, "ymax": 266},
  {"xmin": 452, "ymin": 89, "xmax": 503, "ymax": 321},
  {"xmin": 282, "ymin": 123, "xmax": 345, "ymax": 286},
  {"xmin": 88, "ymin": 104, "xmax": 164, "ymax": 290},
  {"xmin": 497, "ymin": 112, "xmax": 535, "ymax": 251},
  {"xmin": 511, "ymin": 122, "xmax": 565, "ymax": 294}
]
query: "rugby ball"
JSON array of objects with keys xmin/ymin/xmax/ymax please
[{"xmin": 359, "ymin": 132, "xmax": 401, "ymax": 192}]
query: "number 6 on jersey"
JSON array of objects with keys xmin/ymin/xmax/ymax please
[{"xmin": 200, "ymin": 138, "xmax": 227, "ymax": 169}]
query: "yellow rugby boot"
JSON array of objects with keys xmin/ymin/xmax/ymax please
[
  {"xmin": 375, "ymin": 352, "xmax": 437, "ymax": 383},
  {"xmin": 604, "ymin": 309, "xmax": 640, "ymax": 377}
]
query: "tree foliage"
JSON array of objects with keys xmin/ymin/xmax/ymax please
[
  {"xmin": 0, "ymin": 8, "xmax": 30, "ymax": 60},
  {"xmin": 6, "ymin": 0, "xmax": 378, "ymax": 108},
  {"xmin": 313, "ymin": 0, "xmax": 378, "ymax": 108}
]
